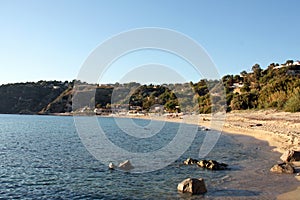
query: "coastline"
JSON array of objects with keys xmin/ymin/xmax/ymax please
[
  {"xmin": 112, "ymin": 110, "xmax": 300, "ymax": 199},
  {"xmin": 53, "ymin": 110, "xmax": 300, "ymax": 198},
  {"xmin": 125, "ymin": 110, "xmax": 300, "ymax": 153}
]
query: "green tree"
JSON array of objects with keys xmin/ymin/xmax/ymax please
[
  {"xmin": 240, "ymin": 70, "xmax": 248, "ymax": 77},
  {"xmin": 241, "ymin": 80, "xmax": 251, "ymax": 93},
  {"xmin": 252, "ymin": 63, "xmax": 262, "ymax": 81}
]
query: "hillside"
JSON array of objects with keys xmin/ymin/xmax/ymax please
[
  {"xmin": 0, "ymin": 81, "xmax": 70, "ymax": 114},
  {"xmin": 0, "ymin": 59, "xmax": 299, "ymax": 114},
  {"xmin": 223, "ymin": 61, "xmax": 300, "ymax": 112}
]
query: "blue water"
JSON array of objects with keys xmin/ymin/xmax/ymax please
[{"xmin": 0, "ymin": 114, "xmax": 298, "ymax": 199}]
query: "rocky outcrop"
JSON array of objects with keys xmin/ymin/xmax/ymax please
[
  {"xmin": 177, "ymin": 178, "xmax": 207, "ymax": 195},
  {"xmin": 270, "ymin": 163, "xmax": 295, "ymax": 174},
  {"xmin": 280, "ymin": 150, "xmax": 300, "ymax": 162},
  {"xmin": 183, "ymin": 158, "xmax": 198, "ymax": 165},
  {"xmin": 197, "ymin": 160, "xmax": 228, "ymax": 170},
  {"xmin": 183, "ymin": 158, "xmax": 228, "ymax": 170}
]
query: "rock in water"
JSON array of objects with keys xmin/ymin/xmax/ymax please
[
  {"xmin": 197, "ymin": 160, "xmax": 228, "ymax": 170},
  {"xmin": 280, "ymin": 150, "xmax": 300, "ymax": 162},
  {"xmin": 118, "ymin": 160, "xmax": 134, "ymax": 171},
  {"xmin": 108, "ymin": 162, "xmax": 116, "ymax": 170},
  {"xmin": 177, "ymin": 178, "xmax": 207, "ymax": 195},
  {"xmin": 183, "ymin": 158, "xmax": 198, "ymax": 165},
  {"xmin": 270, "ymin": 163, "xmax": 295, "ymax": 174}
]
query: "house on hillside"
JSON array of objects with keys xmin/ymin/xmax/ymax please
[
  {"xmin": 274, "ymin": 60, "xmax": 300, "ymax": 69},
  {"xmin": 287, "ymin": 70, "xmax": 300, "ymax": 76}
]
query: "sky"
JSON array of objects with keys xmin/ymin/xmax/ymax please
[{"xmin": 0, "ymin": 0, "xmax": 300, "ymax": 84}]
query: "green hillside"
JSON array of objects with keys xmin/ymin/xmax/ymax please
[{"xmin": 0, "ymin": 60, "xmax": 299, "ymax": 114}]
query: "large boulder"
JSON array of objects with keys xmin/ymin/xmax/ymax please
[
  {"xmin": 177, "ymin": 178, "xmax": 207, "ymax": 195},
  {"xmin": 280, "ymin": 150, "xmax": 300, "ymax": 162},
  {"xmin": 270, "ymin": 163, "xmax": 295, "ymax": 174}
]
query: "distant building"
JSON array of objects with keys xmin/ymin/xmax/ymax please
[
  {"xmin": 53, "ymin": 86, "xmax": 60, "ymax": 89},
  {"xmin": 232, "ymin": 83, "xmax": 244, "ymax": 88},
  {"xmin": 274, "ymin": 60, "xmax": 300, "ymax": 69}
]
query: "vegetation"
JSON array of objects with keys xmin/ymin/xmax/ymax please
[
  {"xmin": 284, "ymin": 89, "xmax": 300, "ymax": 112},
  {"xmin": 0, "ymin": 59, "xmax": 299, "ymax": 114},
  {"xmin": 224, "ymin": 61, "xmax": 300, "ymax": 112},
  {"xmin": 0, "ymin": 80, "xmax": 70, "ymax": 114}
]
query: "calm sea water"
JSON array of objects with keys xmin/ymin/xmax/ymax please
[{"xmin": 0, "ymin": 114, "xmax": 298, "ymax": 199}]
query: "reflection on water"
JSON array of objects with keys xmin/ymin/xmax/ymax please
[{"xmin": 0, "ymin": 115, "xmax": 298, "ymax": 199}]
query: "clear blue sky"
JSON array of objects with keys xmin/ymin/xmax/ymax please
[{"xmin": 1, "ymin": 0, "xmax": 300, "ymax": 84}]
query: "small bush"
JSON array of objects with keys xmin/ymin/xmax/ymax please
[{"xmin": 284, "ymin": 91, "xmax": 300, "ymax": 112}]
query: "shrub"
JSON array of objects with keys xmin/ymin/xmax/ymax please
[{"xmin": 284, "ymin": 90, "xmax": 300, "ymax": 112}]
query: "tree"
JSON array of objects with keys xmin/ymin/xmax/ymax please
[
  {"xmin": 233, "ymin": 75, "xmax": 242, "ymax": 83},
  {"xmin": 268, "ymin": 63, "xmax": 276, "ymax": 70},
  {"xmin": 240, "ymin": 70, "xmax": 248, "ymax": 77},
  {"xmin": 165, "ymin": 99, "xmax": 179, "ymax": 112},
  {"xmin": 285, "ymin": 60, "xmax": 294, "ymax": 66},
  {"xmin": 252, "ymin": 63, "xmax": 262, "ymax": 81},
  {"xmin": 241, "ymin": 80, "xmax": 251, "ymax": 93}
]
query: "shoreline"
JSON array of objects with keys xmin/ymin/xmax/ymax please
[
  {"xmin": 108, "ymin": 110, "xmax": 300, "ymax": 199},
  {"xmin": 50, "ymin": 109, "xmax": 300, "ymax": 153},
  {"xmin": 35, "ymin": 110, "xmax": 300, "ymax": 198}
]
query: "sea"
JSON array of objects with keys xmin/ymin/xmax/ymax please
[{"xmin": 0, "ymin": 114, "xmax": 298, "ymax": 199}]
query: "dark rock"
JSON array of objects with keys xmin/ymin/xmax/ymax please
[
  {"xmin": 183, "ymin": 158, "xmax": 199, "ymax": 165},
  {"xmin": 177, "ymin": 178, "xmax": 207, "ymax": 195},
  {"xmin": 280, "ymin": 150, "xmax": 300, "ymax": 162},
  {"xmin": 249, "ymin": 123, "xmax": 263, "ymax": 127},
  {"xmin": 197, "ymin": 160, "xmax": 228, "ymax": 170},
  {"xmin": 270, "ymin": 163, "xmax": 295, "ymax": 174}
]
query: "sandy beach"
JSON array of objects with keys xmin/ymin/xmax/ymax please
[
  {"xmin": 131, "ymin": 110, "xmax": 300, "ymax": 153},
  {"xmin": 123, "ymin": 110, "xmax": 300, "ymax": 199}
]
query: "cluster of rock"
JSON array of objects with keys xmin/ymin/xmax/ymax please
[
  {"xmin": 280, "ymin": 150, "xmax": 300, "ymax": 162},
  {"xmin": 270, "ymin": 150, "xmax": 300, "ymax": 174},
  {"xmin": 183, "ymin": 158, "xmax": 228, "ymax": 170},
  {"xmin": 270, "ymin": 163, "xmax": 295, "ymax": 174},
  {"xmin": 177, "ymin": 158, "xmax": 228, "ymax": 195}
]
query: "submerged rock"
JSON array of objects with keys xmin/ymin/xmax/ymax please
[
  {"xmin": 177, "ymin": 178, "xmax": 207, "ymax": 195},
  {"xmin": 270, "ymin": 163, "xmax": 295, "ymax": 174}
]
